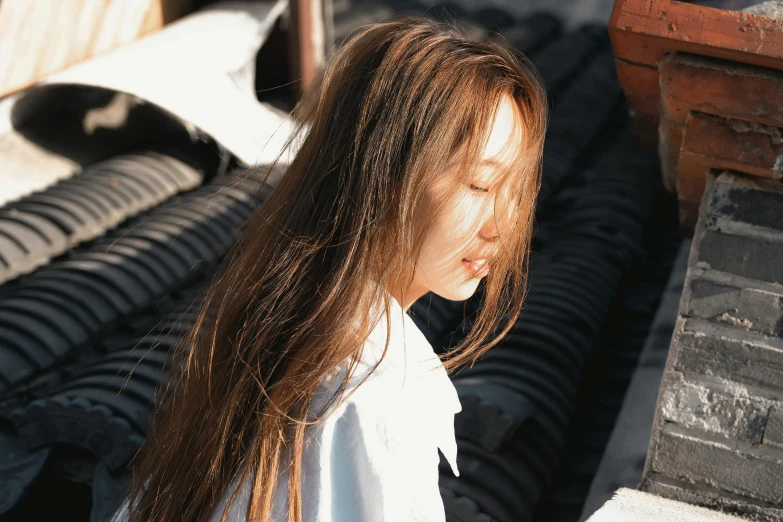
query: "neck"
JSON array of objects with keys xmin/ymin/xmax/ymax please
[{"xmin": 388, "ymin": 282, "xmax": 429, "ymax": 312}]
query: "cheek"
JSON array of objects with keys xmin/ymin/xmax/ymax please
[
  {"xmin": 420, "ymin": 198, "xmax": 483, "ymax": 263},
  {"xmin": 444, "ymin": 196, "xmax": 486, "ymax": 242}
]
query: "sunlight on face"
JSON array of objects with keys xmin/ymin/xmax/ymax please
[{"xmin": 409, "ymin": 95, "xmax": 523, "ymax": 304}]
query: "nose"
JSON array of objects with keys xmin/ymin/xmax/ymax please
[
  {"xmin": 480, "ymin": 207, "xmax": 509, "ymax": 243},
  {"xmin": 479, "ymin": 191, "xmax": 513, "ymax": 243},
  {"xmin": 480, "ymin": 215, "xmax": 500, "ymax": 242}
]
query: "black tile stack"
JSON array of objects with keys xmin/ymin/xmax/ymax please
[
  {"xmin": 1, "ymin": 283, "xmax": 206, "ymax": 522},
  {"xmin": 0, "ymin": 165, "xmax": 276, "ymax": 521},
  {"xmin": 0, "ymin": 171, "xmax": 270, "ymax": 399},
  {"xmin": 333, "ymin": 0, "xmax": 562, "ymax": 53},
  {"xmin": 530, "ymin": 190, "xmax": 682, "ymax": 522},
  {"xmin": 0, "ymin": 150, "xmax": 204, "ymax": 286}
]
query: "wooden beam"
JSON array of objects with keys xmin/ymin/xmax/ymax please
[{"xmin": 288, "ymin": 0, "xmax": 329, "ymax": 99}]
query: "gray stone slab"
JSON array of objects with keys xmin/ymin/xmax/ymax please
[
  {"xmin": 586, "ymin": 488, "xmax": 749, "ymax": 522},
  {"xmin": 640, "ymin": 172, "xmax": 783, "ymax": 516},
  {"xmin": 651, "ymin": 425, "xmax": 783, "ymax": 505}
]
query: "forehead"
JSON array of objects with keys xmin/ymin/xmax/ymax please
[{"xmin": 476, "ymin": 96, "xmax": 524, "ymax": 181}]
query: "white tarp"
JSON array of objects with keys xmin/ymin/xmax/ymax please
[
  {"xmin": 32, "ymin": 0, "xmax": 299, "ymax": 166},
  {"xmin": 0, "ymin": 0, "xmax": 301, "ymax": 205}
]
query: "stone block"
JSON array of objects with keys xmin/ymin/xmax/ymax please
[
  {"xmin": 765, "ymin": 407, "xmax": 783, "ymax": 449},
  {"xmin": 687, "ymin": 278, "xmax": 783, "ymax": 336},
  {"xmin": 687, "ymin": 279, "xmax": 740, "ymax": 319},
  {"xmin": 651, "ymin": 425, "xmax": 783, "ymax": 505},
  {"xmin": 736, "ymin": 288, "xmax": 783, "ymax": 336},
  {"xmin": 674, "ymin": 322, "xmax": 783, "ymax": 393},
  {"xmin": 660, "ymin": 378, "xmax": 768, "ymax": 443},
  {"xmin": 585, "ymin": 488, "xmax": 748, "ymax": 522},
  {"xmin": 698, "ymin": 229, "xmax": 783, "ymax": 284},
  {"xmin": 707, "ymin": 174, "xmax": 783, "ymax": 232}
]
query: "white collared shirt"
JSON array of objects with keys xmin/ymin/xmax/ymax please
[{"xmin": 110, "ymin": 293, "xmax": 462, "ymax": 522}]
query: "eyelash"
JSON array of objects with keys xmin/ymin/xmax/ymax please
[{"xmin": 469, "ymin": 184, "xmax": 489, "ymax": 193}]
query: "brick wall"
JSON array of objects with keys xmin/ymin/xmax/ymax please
[{"xmin": 641, "ymin": 170, "xmax": 783, "ymax": 520}]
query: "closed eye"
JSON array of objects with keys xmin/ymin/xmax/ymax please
[{"xmin": 469, "ymin": 184, "xmax": 489, "ymax": 193}]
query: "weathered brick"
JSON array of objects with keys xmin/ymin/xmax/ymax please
[
  {"xmin": 680, "ymin": 112, "xmax": 783, "ymax": 183},
  {"xmin": 651, "ymin": 424, "xmax": 783, "ymax": 505},
  {"xmin": 611, "ymin": 59, "xmax": 660, "ymax": 149},
  {"xmin": 615, "ymin": 59, "xmax": 659, "ymax": 119},
  {"xmin": 687, "ymin": 279, "xmax": 740, "ymax": 319},
  {"xmin": 660, "ymin": 53, "xmax": 783, "ymax": 128},
  {"xmin": 658, "ymin": 55, "xmax": 783, "ymax": 216},
  {"xmin": 674, "ymin": 321, "xmax": 783, "ymax": 393},
  {"xmin": 707, "ymin": 174, "xmax": 783, "ymax": 232},
  {"xmin": 736, "ymin": 288, "xmax": 783, "ymax": 336},
  {"xmin": 676, "ymin": 113, "xmax": 783, "ymax": 204},
  {"xmin": 660, "ymin": 378, "xmax": 769, "ymax": 443},
  {"xmin": 765, "ymin": 407, "xmax": 783, "ymax": 449},
  {"xmin": 688, "ymin": 278, "xmax": 783, "ymax": 336},
  {"xmin": 611, "ymin": 1, "xmax": 783, "ymax": 226},
  {"xmin": 611, "ymin": 1, "xmax": 783, "ymax": 71},
  {"xmin": 659, "ymin": 116, "xmax": 684, "ymax": 193},
  {"xmin": 676, "ymin": 151, "xmax": 710, "ymax": 201},
  {"xmin": 678, "ymin": 195, "xmax": 701, "ymax": 236},
  {"xmin": 698, "ymin": 229, "xmax": 783, "ymax": 284}
]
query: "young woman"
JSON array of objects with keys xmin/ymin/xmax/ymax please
[{"xmin": 112, "ymin": 16, "xmax": 547, "ymax": 522}]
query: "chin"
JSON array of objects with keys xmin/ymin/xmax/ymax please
[{"xmin": 433, "ymin": 279, "xmax": 481, "ymax": 302}]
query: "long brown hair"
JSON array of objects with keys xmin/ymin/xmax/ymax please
[{"xmin": 122, "ymin": 16, "xmax": 547, "ymax": 522}]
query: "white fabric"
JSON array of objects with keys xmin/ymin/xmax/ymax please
[{"xmin": 110, "ymin": 293, "xmax": 462, "ymax": 522}]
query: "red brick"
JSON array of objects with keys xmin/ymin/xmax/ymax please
[
  {"xmin": 659, "ymin": 53, "xmax": 783, "ymax": 127},
  {"xmin": 658, "ymin": 116, "xmax": 683, "ymax": 193},
  {"xmin": 676, "ymin": 152, "xmax": 710, "ymax": 200},
  {"xmin": 615, "ymin": 58, "xmax": 664, "ymax": 150},
  {"xmin": 676, "ymin": 112, "xmax": 783, "ymax": 202},
  {"xmin": 609, "ymin": 1, "xmax": 783, "ymax": 233},
  {"xmin": 678, "ymin": 195, "xmax": 700, "ymax": 236},
  {"xmin": 680, "ymin": 112, "xmax": 783, "ymax": 181},
  {"xmin": 615, "ymin": 59, "xmax": 660, "ymax": 119},
  {"xmin": 610, "ymin": 0, "xmax": 783, "ymax": 71}
]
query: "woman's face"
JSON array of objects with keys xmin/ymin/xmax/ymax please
[{"xmin": 406, "ymin": 96, "xmax": 522, "ymax": 306}]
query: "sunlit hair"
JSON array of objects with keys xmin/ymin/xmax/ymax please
[{"xmin": 123, "ymin": 16, "xmax": 547, "ymax": 522}]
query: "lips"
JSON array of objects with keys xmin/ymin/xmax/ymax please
[{"xmin": 462, "ymin": 257, "xmax": 491, "ymax": 277}]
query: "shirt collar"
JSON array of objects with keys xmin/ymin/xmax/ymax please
[{"xmin": 366, "ymin": 290, "xmax": 462, "ymax": 476}]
